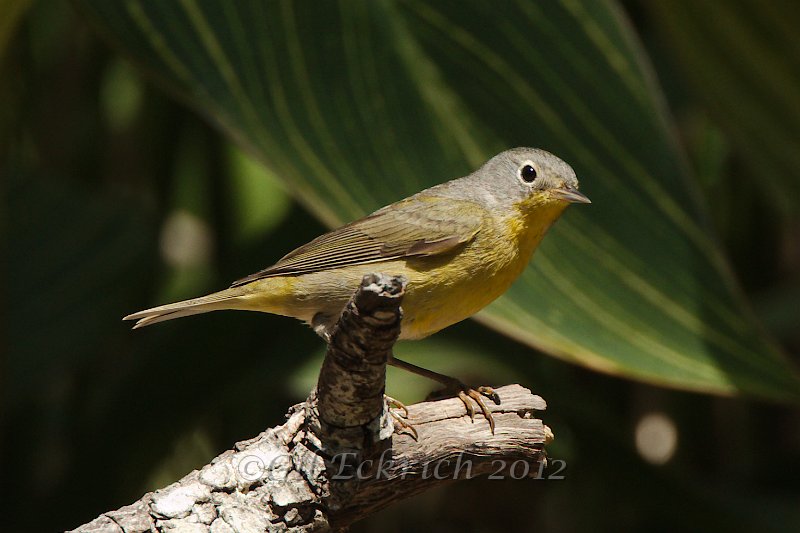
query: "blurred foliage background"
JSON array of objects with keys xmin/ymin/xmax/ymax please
[{"xmin": 3, "ymin": 1, "xmax": 800, "ymax": 531}]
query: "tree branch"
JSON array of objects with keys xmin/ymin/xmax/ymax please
[{"xmin": 69, "ymin": 274, "xmax": 550, "ymax": 532}]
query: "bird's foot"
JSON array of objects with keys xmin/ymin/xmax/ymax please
[
  {"xmin": 385, "ymin": 395, "xmax": 418, "ymax": 440},
  {"xmin": 385, "ymin": 355, "xmax": 499, "ymax": 434},
  {"xmin": 455, "ymin": 385, "xmax": 500, "ymax": 434}
]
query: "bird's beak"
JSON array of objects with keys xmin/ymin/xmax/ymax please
[{"xmin": 552, "ymin": 186, "xmax": 591, "ymax": 204}]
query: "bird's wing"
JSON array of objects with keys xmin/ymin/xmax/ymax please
[{"xmin": 231, "ymin": 196, "xmax": 484, "ymax": 286}]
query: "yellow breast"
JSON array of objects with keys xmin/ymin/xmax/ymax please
[{"xmin": 397, "ymin": 200, "xmax": 567, "ymax": 339}]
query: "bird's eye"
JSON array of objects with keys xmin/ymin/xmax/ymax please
[{"xmin": 519, "ymin": 164, "xmax": 537, "ymax": 184}]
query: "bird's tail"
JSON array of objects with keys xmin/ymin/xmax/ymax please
[{"xmin": 123, "ymin": 287, "xmax": 251, "ymax": 329}]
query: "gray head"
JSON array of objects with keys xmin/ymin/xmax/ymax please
[{"xmin": 462, "ymin": 147, "xmax": 589, "ymax": 209}]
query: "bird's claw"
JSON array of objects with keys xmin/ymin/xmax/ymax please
[
  {"xmin": 477, "ymin": 385, "xmax": 501, "ymax": 405},
  {"xmin": 386, "ymin": 395, "xmax": 418, "ymax": 440},
  {"xmin": 385, "ymin": 395, "xmax": 409, "ymax": 418},
  {"xmin": 456, "ymin": 385, "xmax": 499, "ymax": 434}
]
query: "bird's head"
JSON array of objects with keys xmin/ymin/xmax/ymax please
[{"xmin": 475, "ymin": 147, "xmax": 590, "ymax": 214}]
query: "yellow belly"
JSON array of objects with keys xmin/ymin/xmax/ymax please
[{"xmin": 396, "ymin": 248, "xmax": 525, "ymax": 339}]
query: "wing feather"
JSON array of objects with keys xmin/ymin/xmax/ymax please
[{"xmin": 231, "ymin": 196, "xmax": 483, "ymax": 286}]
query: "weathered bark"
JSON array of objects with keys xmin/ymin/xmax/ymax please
[{"xmin": 69, "ymin": 274, "xmax": 550, "ymax": 532}]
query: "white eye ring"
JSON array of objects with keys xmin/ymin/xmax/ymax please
[{"xmin": 518, "ymin": 161, "xmax": 538, "ymax": 185}]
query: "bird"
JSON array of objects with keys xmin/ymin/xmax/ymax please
[{"xmin": 125, "ymin": 147, "xmax": 590, "ymax": 432}]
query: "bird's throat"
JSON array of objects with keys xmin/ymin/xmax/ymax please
[{"xmin": 510, "ymin": 200, "xmax": 568, "ymax": 259}]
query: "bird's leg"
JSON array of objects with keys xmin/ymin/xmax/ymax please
[{"xmin": 388, "ymin": 354, "xmax": 500, "ymax": 433}]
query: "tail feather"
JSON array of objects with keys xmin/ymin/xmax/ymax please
[{"xmin": 124, "ymin": 288, "xmax": 245, "ymax": 329}]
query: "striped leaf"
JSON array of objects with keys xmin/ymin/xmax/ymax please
[{"xmin": 77, "ymin": 0, "xmax": 800, "ymax": 400}]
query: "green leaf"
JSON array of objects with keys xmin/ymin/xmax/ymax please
[{"xmin": 76, "ymin": 0, "xmax": 800, "ymax": 401}]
